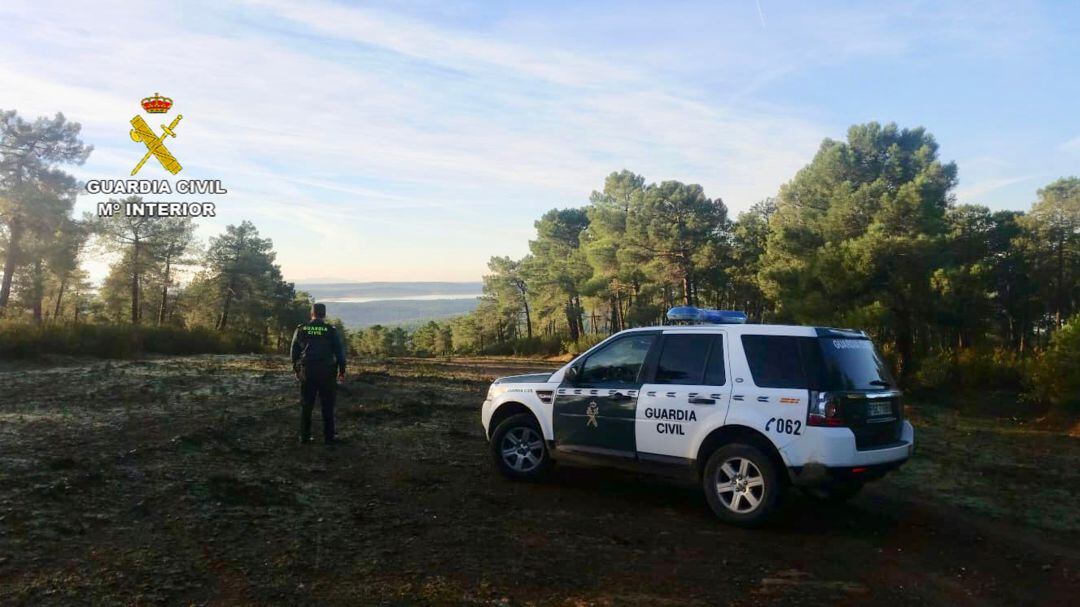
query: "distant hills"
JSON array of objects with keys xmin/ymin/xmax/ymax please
[{"xmin": 295, "ymin": 281, "xmax": 482, "ymax": 328}]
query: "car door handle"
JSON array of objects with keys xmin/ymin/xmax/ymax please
[
  {"xmin": 688, "ymin": 397, "xmax": 715, "ymax": 405},
  {"xmin": 610, "ymin": 392, "xmax": 632, "ymax": 401}
]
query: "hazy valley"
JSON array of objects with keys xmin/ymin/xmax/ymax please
[{"xmin": 295, "ymin": 282, "xmax": 482, "ymax": 328}]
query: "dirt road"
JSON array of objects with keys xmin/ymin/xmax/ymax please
[{"xmin": 0, "ymin": 355, "xmax": 1076, "ymax": 605}]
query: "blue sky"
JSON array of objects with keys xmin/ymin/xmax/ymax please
[{"xmin": 1, "ymin": 0, "xmax": 1078, "ymax": 283}]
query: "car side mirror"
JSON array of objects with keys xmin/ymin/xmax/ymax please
[{"xmin": 565, "ymin": 365, "xmax": 580, "ymax": 384}]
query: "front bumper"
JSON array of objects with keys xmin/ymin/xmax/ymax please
[{"xmin": 480, "ymin": 399, "xmax": 493, "ymax": 438}]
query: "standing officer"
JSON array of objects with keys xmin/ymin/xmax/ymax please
[{"xmin": 290, "ymin": 303, "xmax": 347, "ymax": 444}]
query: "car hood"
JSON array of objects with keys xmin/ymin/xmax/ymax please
[{"xmin": 493, "ymin": 372, "xmax": 554, "ymax": 385}]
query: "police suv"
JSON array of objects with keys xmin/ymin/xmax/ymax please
[{"xmin": 480, "ymin": 307, "xmax": 914, "ymax": 526}]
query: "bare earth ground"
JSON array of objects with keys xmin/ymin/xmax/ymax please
[{"xmin": 0, "ymin": 355, "xmax": 1077, "ymax": 606}]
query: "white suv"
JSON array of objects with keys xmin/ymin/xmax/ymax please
[{"xmin": 480, "ymin": 308, "xmax": 914, "ymax": 526}]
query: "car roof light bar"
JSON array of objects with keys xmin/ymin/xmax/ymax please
[{"xmin": 666, "ymin": 306, "xmax": 748, "ymax": 324}]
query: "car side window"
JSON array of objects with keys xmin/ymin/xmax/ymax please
[
  {"xmin": 704, "ymin": 336, "xmax": 726, "ymax": 386},
  {"xmin": 579, "ymin": 334, "xmax": 655, "ymax": 386},
  {"xmin": 654, "ymin": 334, "xmax": 712, "ymax": 384},
  {"xmin": 741, "ymin": 335, "xmax": 806, "ymax": 389}
]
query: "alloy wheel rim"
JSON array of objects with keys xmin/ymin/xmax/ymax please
[
  {"xmin": 715, "ymin": 457, "xmax": 765, "ymax": 513},
  {"xmin": 501, "ymin": 427, "xmax": 543, "ymax": 472}
]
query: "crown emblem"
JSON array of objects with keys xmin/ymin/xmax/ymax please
[{"xmin": 141, "ymin": 93, "xmax": 173, "ymax": 114}]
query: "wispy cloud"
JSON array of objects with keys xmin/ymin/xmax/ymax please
[{"xmin": 955, "ymin": 175, "xmax": 1039, "ymax": 203}]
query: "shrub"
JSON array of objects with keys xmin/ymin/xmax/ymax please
[
  {"xmin": 562, "ymin": 333, "xmax": 608, "ymax": 356},
  {"xmin": 140, "ymin": 326, "xmax": 263, "ymax": 355},
  {"xmin": 910, "ymin": 346, "xmax": 1027, "ymax": 394},
  {"xmin": 955, "ymin": 347, "xmax": 1026, "ymax": 391},
  {"xmin": 511, "ymin": 335, "xmax": 565, "ymax": 356},
  {"xmin": 0, "ymin": 322, "xmax": 265, "ymax": 359},
  {"xmin": 481, "ymin": 335, "xmax": 564, "ymax": 357},
  {"xmin": 1029, "ymin": 316, "xmax": 1080, "ymax": 413},
  {"xmin": 475, "ymin": 333, "xmax": 609, "ymax": 357},
  {"xmin": 910, "ymin": 348, "xmax": 955, "ymax": 391}
]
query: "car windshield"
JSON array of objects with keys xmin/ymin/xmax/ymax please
[{"xmin": 817, "ymin": 338, "xmax": 895, "ymax": 390}]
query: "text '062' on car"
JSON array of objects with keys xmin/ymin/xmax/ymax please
[{"xmin": 480, "ymin": 307, "xmax": 915, "ymax": 526}]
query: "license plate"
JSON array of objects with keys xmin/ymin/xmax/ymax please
[{"xmin": 867, "ymin": 401, "xmax": 892, "ymax": 417}]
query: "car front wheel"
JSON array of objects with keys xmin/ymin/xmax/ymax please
[
  {"xmin": 490, "ymin": 413, "xmax": 551, "ymax": 480},
  {"xmin": 702, "ymin": 443, "xmax": 782, "ymax": 526}
]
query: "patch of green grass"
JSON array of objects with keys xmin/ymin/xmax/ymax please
[{"xmin": 894, "ymin": 401, "xmax": 1080, "ymax": 532}]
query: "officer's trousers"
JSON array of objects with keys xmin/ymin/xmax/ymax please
[{"xmin": 300, "ymin": 372, "xmax": 336, "ymax": 442}]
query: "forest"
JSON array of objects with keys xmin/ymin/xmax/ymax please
[
  {"xmin": 2, "ymin": 109, "xmax": 1078, "ymax": 411},
  {"xmin": 354, "ymin": 124, "xmax": 1080, "ymax": 413}
]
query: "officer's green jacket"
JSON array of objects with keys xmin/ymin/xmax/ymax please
[{"xmin": 290, "ymin": 319, "xmax": 346, "ymax": 375}]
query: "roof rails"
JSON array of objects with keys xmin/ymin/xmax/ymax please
[
  {"xmin": 815, "ymin": 327, "xmax": 868, "ymax": 338},
  {"xmin": 666, "ymin": 306, "xmax": 748, "ymax": 325}
]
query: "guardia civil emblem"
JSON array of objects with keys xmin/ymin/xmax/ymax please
[
  {"xmin": 130, "ymin": 93, "xmax": 183, "ymax": 175},
  {"xmin": 585, "ymin": 402, "xmax": 599, "ymax": 428}
]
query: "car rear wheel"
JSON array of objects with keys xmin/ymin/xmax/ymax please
[
  {"xmin": 702, "ymin": 443, "xmax": 781, "ymax": 526},
  {"xmin": 490, "ymin": 413, "xmax": 551, "ymax": 480}
]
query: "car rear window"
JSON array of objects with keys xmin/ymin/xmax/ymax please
[
  {"xmin": 741, "ymin": 334, "xmax": 896, "ymax": 391},
  {"xmin": 741, "ymin": 335, "xmax": 808, "ymax": 389},
  {"xmin": 817, "ymin": 338, "xmax": 895, "ymax": 390}
]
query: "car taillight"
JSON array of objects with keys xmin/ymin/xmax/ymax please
[{"xmin": 808, "ymin": 391, "xmax": 845, "ymax": 427}]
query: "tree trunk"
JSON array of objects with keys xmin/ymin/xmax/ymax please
[
  {"xmin": 0, "ymin": 218, "xmax": 23, "ymax": 308},
  {"xmin": 521, "ymin": 290, "xmax": 533, "ymax": 338},
  {"xmin": 613, "ymin": 291, "xmax": 622, "ymax": 330},
  {"xmin": 217, "ymin": 277, "xmax": 235, "ymax": 331},
  {"xmin": 158, "ymin": 254, "xmax": 172, "ymax": 326},
  {"xmin": 1056, "ymin": 235, "xmax": 1065, "ymax": 329},
  {"xmin": 31, "ymin": 259, "xmax": 44, "ymax": 324},
  {"xmin": 896, "ymin": 314, "xmax": 914, "ymax": 387},
  {"xmin": 575, "ymin": 296, "xmax": 585, "ymax": 338},
  {"xmin": 169, "ymin": 290, "xmax": 179, "ymax": 324},
  {"xmin": 130, "ymin": 239, "xmax": 141, "ymax": 324},
  {"xmin": 565, "ymin": 297, "xmax": 580, "ymax": 341},
  {"xmin": 613, "ymin": 291, "xmax": 624, "ymax": 332},
  {"xmin": 53, "ymin": 274, "xmax": 67, "ymax": 321}
]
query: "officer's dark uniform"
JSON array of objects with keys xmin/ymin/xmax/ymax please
[{"xmin": 290, "ymin": 319, "xmax": 346, "ymax": 443}]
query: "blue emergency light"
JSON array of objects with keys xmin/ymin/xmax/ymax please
[{"xmin": 666, "ymin": 306, "xmax": 748, "ymax": 324}]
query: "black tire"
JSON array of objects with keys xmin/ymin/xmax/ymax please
[
  {"xmin": 490, "ymin": 413, "xmax": 552, "ymax": 480},
  {"xmin": 702, "ymin": 443, "xmax": 782, "ymax": 526},
  {"xmin": 806, "ymin": 481, "xmax": 864, "ymax": 503}
]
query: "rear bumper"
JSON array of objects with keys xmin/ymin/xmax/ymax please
[
  {"xmin": 788, "ymin": 458, "xmax": 907, "ymax": 486},
  {"xmin": 780, "ymin": 420, "xmax": 914, "ymax": 484}
]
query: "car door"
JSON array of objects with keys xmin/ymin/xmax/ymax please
[
  {"xmin": 553, "ymin": 332, "xmax": 658, "ymax": 458},
  {"xmin": 636, "ymin": 331, "xmax": 732, "ymax": 460},
  {"xmin": 729, "ymin": 334, "xmax": 815, "ymax": 449}
]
